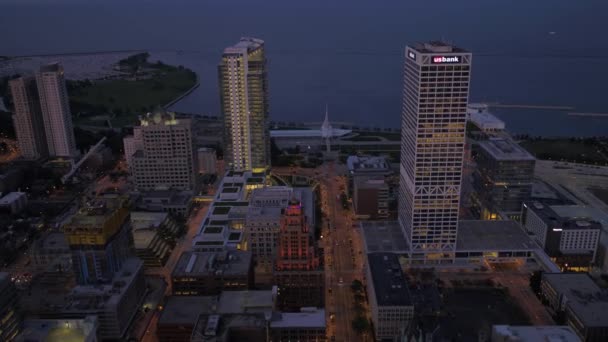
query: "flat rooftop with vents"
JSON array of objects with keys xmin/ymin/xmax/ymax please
[{"xmin": 367, "ymin": 253, "xmax": 411, "ymax": 307}]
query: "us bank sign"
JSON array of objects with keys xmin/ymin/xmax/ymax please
[{"xmin": 431, "ymin": 56, "xmax": 460, "ymax": 64}]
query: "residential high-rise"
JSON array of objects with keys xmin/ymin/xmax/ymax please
[
  {"xmin": 36, "ymin": 63, "xmax": 77, "ymax": 158},
  {"xmin": 399, "ymin": 42, "xmax": 471, "ymax": 258},
  {"xmin": 219, "ymin": 37, "xmax": 270, "ymax": 171},
  {"xmin": 9, "ymin": 76, "xmax": 48, "ymax": 160},
  {"xmin": 129, "ymin": 109, "xmax": 196, "ymax": 191},
  {"xmin": 62, "ymin": 195, "xmax": 132, "ymax": 285},
  {"xmin": 274, "ymin": 198, "xmax": 324, "ymax": 310}
]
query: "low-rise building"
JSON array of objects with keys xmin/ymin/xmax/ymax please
[
  {"xmin": 0, "ymin": 191, "xmax": 27, "ymax": 215},
  {"xmin": 131, "ymin": 211, "xmax": 178, "ymax": 267},
  {"xmin": 0, "ymin": 272, "xmax": 22, "ymax": 341},
  {"xmin": 16, "ymin": 316, "xmax": 98, "ymax": 342},
  {"xmin": 270, "ymin": 307, "xmax": 326, "ymax": 342},
  {"xmin": 541, "ymin": 273, "xmax": 608, "ymax": 342},
  {"xmin": 353, "ymin": 178, "xmax": 389, "ymax": 219},
  {"xmin": 172, "ymin": 251, "xmax": 253, "ymax": 296},
  {"xmin": 135, "ymin": 189, "xmax": 193, "ymax": 218},
  {"xmin": 366, "ymin": 253, "xmax": 414, "ymax": 341},
  {"xmin": 62, "ymin": 258, "xmax": 146, "ymax": 340},
  {"xmin": 157, "ymin": 296, "xmax": 218, "ymax": 342},
  {"xmin": 522, "ymin": 201, "xmax": 602, "ymax": 271},
  {"xmin": 491, "ymin": 325, "xmax": 580, "ymax": 342},
  {"xmin": 467, "ymin": 103, "xmax": 506, "ymax": 133},
  {"xmin": 346, "ymin": 155, "xmax": 394, "ymax": 219}
]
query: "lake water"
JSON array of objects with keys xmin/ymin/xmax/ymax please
[{"xmin": 1, "ymin": 0, "xmax": 608, "ymax": 136}]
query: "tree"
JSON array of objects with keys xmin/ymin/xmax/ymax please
[
  {"xmin": 351, "ymin": 279, "xmax": 364, "ymax": 293},
  {"xmin": 352, "ymin": 316, "xmax": 370, "ymax": 335}
]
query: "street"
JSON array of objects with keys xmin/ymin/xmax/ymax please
[{"xmin": 275, "ymin": 162, "xmax": 369, "ymax": 341}]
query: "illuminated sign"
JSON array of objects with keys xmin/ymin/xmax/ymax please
[
  {"xmin": 408, "ymin": 51, "xmax": 416, "ymax": 60},
  {"xmin": 432, "ymin": 56, "xmax": 460, "ymax": 64}
]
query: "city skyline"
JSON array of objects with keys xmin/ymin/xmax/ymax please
[{"xmin": 0, "ymin": 13, "xmax": 607, "ymax": 340}]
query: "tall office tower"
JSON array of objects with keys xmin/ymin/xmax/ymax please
[
  {"xmin": 274, "ymin": 199, "xmax": 323, "ymax": 310},
  {"xmin": 36, "ymin": 63, "xmax": 77, "ymax": 158},
  {"xmin": 130, "ymin": 109, "xmax": 196, "ymax": 191},
  {"xmin": 219, "ymin": 37, "xmax": 270, "ymax": 171},
  {"xmin": 9, "ymin": 76, "xmax": 48, "ymax": 160},
  {"xmin": 63, "ymin": 195, "xmax": 132, "ymax": 285},
  {"xmin": 399, "ymin": 42, "xmax": 471, "ymax": 259}
]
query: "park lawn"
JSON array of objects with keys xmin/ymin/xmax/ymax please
[
  {"xmin": 519, "ymin": 139, "xmax": 607, "ymax": 164},
  {"xmin": 71, "ymin": 67, "xmax": 196, "ymax": 127}
]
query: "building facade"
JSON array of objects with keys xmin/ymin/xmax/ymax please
[
  {"xmin": 219, "ymin": 37, "xmax": 270, "ymax": 171},
  {"xmin": 62, "ymin": 195, "xmax": 132, "ymax": 285},
  {"xmin": 274, "ymin": 199, "xmax": 324, "ymax": 311},
  {"xmin": 171, "ymin": 251, "xmax": 253, "ymax": 296},
  {"xmin": 540, "ymin": 273, "xmax": 608, "ymax": 342},
  {"xmin": 197, "ymin": 147, "xmax": 217, "ymax": 174},
  {"xmin": 9, "ymin": 76, "xmax": 48, "ymax": 160},
  {"xmin": 473, "ymin": 137, "xmax": 535, "ymax": 220},
  {"xmin": 130, "ymin": 109, "xmax": 196, "ymax": 191},
  {"xmin": 366, "ymin": 253, "xmax": 414, "ymax": 340},
  {"xmin": 399, "ymin": 41, "xmax": 471, "ymax": 260},
  {"xmin": 270, "ymin": 308, "xmax": 326, "ymax": 342},
  {"xmin": 36, "ymin": 63, "xmax": 77, "ymax": 159},
  {"xmin": 522, "ymin": 201, "xmax": 602, "ymax": 271},
  {"xmin": 0, "ymin": 272, "xmax": 21, "ymax": 342}
]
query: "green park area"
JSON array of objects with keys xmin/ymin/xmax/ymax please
[
  {"xmin": 69, "ymin": 52, "xmax": 197, "ymax": 127},
  {"xmin": 519, "ymin": 138, "xmax": 608, "ymax": 165}
]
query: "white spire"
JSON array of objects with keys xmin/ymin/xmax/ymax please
[{"xmin": 321, "ymin": 104, "xmax": 332, "ymax": 138}]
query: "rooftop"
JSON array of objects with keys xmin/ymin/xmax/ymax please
[
  {"xmin": 0, "ymin": 191, "xmax": 26, "ymax": 205},
  {"xmin": 367, "ymin": 253, "xmax": 412, "ymax": 306},
  {"xmin": 411, "ymin": 41, "xmax": 468, "ymax": 54},
  {"xmin": 17, "ymin": 316, "xmax": 98, "ymax": 342},
  {"xmin": 270, "ymin": 128, "xmax": 351, "ymax": 138},
  {"xmin": 271, "ymin": 308, "xmax": 326, "ymax": 329},
  {"xmin": 66, "ymin": 258, "xmax": 142, "ymax": 311},
  {"xmin": 478, "ymin": 138, "xmax": 535, "ymax": 161},
  {"xmin": 64, "ymin": 195, "xmax": 129, "ymax": 228},
  {"xmin": 543, "ymin": 273, "xmax": 608, "ymax": 328},
  {"xmin": 468, "ymin": 110, "xmax": 505, "ymax": 131},
  {"xmin": 347, "ymin": 155, "xmax": 390, "ymax": 173},
  {"xmin": 224, "ymin": 37, "xmax": 264, "ymax": 55},
  {"xmin": 35, "ymin": 231, "xmax": 69, "ymax": 252},
  {"xmin": 158, "ymin": 296, "xmax": 218, "ymax": 326},
  {"xmin": 131, "ymin": 211, "xmax": 168, "ymax": 231},
  {"xmin": 172, "ymin": 251, "xmax": 252, "ymax": 277},
  {"xmin": 492, "ymin": 325, "xmax": 581, "ymax": 342},
  {"xmin": 456, "ymin": 220, "xmax": 538, "ymax": 251},
  {"xmin": 39, "ymin": 62, "xmax": 62, "ymax": 73},
  {"xmin": 217, "ymin": 288, "xmax": 276, "ymax": 315},
  {"xmin": 524, "ymin": 201, "xmax": 603, "ymax": 231},
  {"xmin": 360, "ymin": 221, "xmax": 409, "ymax": 253}
]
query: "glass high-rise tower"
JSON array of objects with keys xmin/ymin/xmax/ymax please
[
  {"xmin": 219, "ymin": 37, "xmax": 270, "ymax": 171},
  {"xmin": 399, "ymin": 42, "xmax": 472, "ymax": 259}
]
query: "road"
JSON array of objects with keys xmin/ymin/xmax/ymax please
[
  {"xmin": 137, "ymin": 203, "xmax": 209, "ymax": 342},
  {"xmin": 275, "ymin": 162, "xmax": 368, "ymax": 341}
]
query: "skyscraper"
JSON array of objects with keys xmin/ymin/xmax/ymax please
[
  {"xmin": 9, "ymin": 76, "xmax": 48, "ymax": 160},
  {"xmin": 36, "ymin": 63, "xmax": 77, "ymax": 158},
  {"xmin": 274, "ymin": 199, "xmax": 324, "ymax": 310},
  {"xmin": 129, "ymin": 109, "xmax": 196, "ymax": 191},
  {"xmin": 399, "ymin": 42, "xmax": 471, "ymax": 258},
  {"xmin": 219, "ymin": 37, "xmax": 270, "ymax": 171}
]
